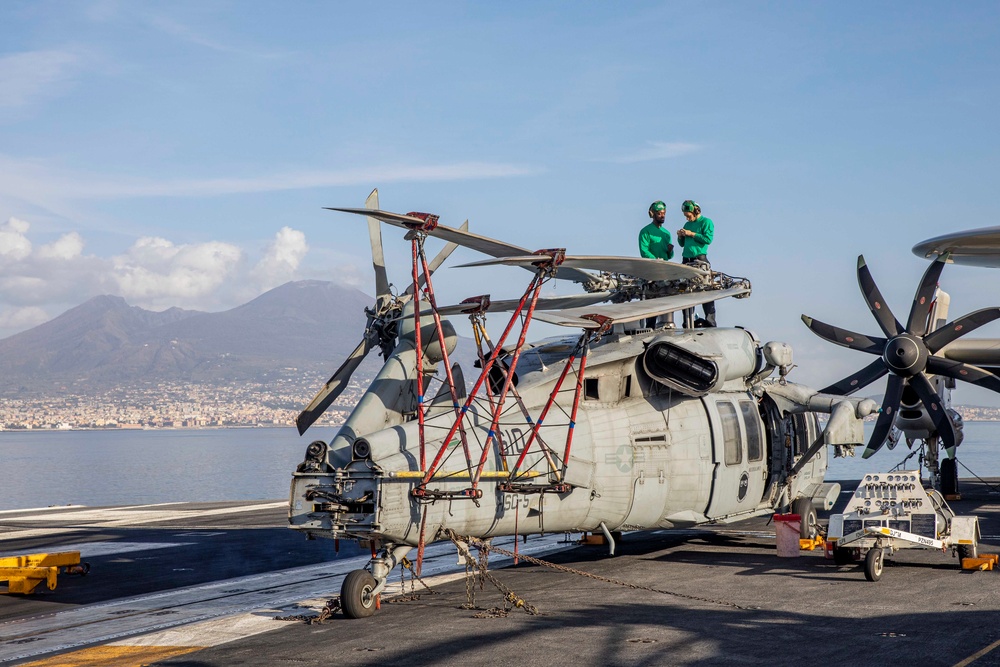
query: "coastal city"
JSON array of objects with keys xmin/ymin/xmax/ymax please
[
  {"xmin": 0, "ymin": 378, "xmax": 998, "ymax": 430},
  {"xmin": 0, "ymin": 372, "xmax": 370, "ymax": 430}
]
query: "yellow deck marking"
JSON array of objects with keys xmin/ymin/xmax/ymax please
[
  {"xmin": 953, "ymin": 637, "xmax": 1000, "ymax": 667},
  {"xmin": 20, "ymin": 645, "xmax": 200, "ymax": 666}
]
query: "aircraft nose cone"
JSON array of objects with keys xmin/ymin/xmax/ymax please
[{"xmin": 883, "ymin": 335, "xmax": 926, "ymax": 376}]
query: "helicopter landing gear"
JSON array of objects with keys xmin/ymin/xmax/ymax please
[
  {"xmin": 341, "ymin": 544, "xmax": 412, "ymax": 619},
  {"xmin": 792, "ymin": 497, "xmax": 818, "ymax": 540},
  {"xmin": 341, "ymin": 570, "xmax": 378, "ymax": 618}
]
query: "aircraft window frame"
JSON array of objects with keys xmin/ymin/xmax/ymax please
[
  {"xmin": 739, "ymin": 400, "xmax": 763, "ymax": 462},
  {"xmin": 717, "ymin": 401, "xmax": 742, "ymax": 466},
  {"xmin": 793, "ymin": 413, "xmax": 809, "ymax": 456},
  {"xmin": 585, "ymin": 378, "xmax": 599, "ymax": 400}
]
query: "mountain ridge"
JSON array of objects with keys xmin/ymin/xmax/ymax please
[{"xmin": 0, "ymin": 281, "xmax": 374, "ymax": 392}]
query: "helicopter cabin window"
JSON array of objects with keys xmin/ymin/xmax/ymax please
[
  {"xmin": 792, "ymin": 413, "xmax": 810, "ymax": 455},
  {"xmin": 585, "ymin": 377, "xmax": 599, "ymax": 400},
  {"xmin": 739, "ymin": 401, "xmax": 763, "ymax": 462},
  {"xmin": 717, "ymin": 401, "xmax": 742, "ymax": 465}
]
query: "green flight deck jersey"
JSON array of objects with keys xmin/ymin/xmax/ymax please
[
  {"xmin": 638, "ymin": 222, "xmax": 674, "ymax": 261},
  {"xmin": 679, "ymin": 215, "xmax": 714, "ymax": 259}
]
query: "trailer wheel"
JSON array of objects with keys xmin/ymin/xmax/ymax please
[
  {"xmin": 864, "ymin": 548, "xmax": 884, "ymax": 582},
  {"xmin": 341, "ymin": 570, "xmax": 378, "ymax": 618},
  {"xmin": 957, "ymin": 543, "xmax": 978, "ymax": 562},
  {"xmin": 792, "ymin": 498, "xmax": 818, "ymax": 539}
]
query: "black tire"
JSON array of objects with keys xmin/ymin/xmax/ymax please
[
  {"xmin": 940, "ymin": 457, "xmax": 959, "ymax": 497},
  {"xmin": 833, "ymin": 547, "xmax": 853, "ymax": 566},
  {"xmin": 792, "ymin": 498, "xmax": 818, "ymax": 540},
  {"xmin": 958, "ymin": 543, "xmax": 978, "ymax": 562},
  {"xmin": 864, "ymin": 548, "xmax": 884, "ymax": 582},
  {"xmin": 341, "ymin": 570, "xmax": 378, "ymax": 619}
]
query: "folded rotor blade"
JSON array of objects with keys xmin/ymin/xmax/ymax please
[
  {"xmin": 926, "ymin": 357, "xmax": 1000, "ymax": 394},
  {"xmin": 365, "ymin": 189, "xmax": 390, "ymax": 298},
  {"xmin": 906, "ymin": 253, "xmax": 948, "ymax": 336},
  {"xmin": 455, "ymin": 255, "xmax": 708, "ymax": 281},
  {"xmin": 857, "ymin": 255, "xmax": 903, "ymax": 338},
  {"xmin": 407, "ymin": 220, "xmax": 469, "ymax": 295},
  {"xmin": 326, "ymin": 207, "xmax": 595, "ymax": 284},
  {"xmin": 819, "ymin": 358, "xmax": 889, "ymax": 395},
  {"xmin": 908, "ymin": 372, "xmax": 958, "ymax": 458},
  {"xmin": 923, "ymin": 307, "xmax": 1000, "ymax": 354},
  {"xmin": 801, "ymin": 315, "xmax": 885, "ymax": 355},
  {"xmin": 862, "ymin": 374, "xmax": 904, "ymax": 459},
  {"xmin": 296, "ymin": 337, "xmax": 373, "ymax": 435}
]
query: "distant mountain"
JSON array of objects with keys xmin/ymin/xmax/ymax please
[{"xmin": 0, "ymin": 281, "xmax": 374, "ymax": 392}]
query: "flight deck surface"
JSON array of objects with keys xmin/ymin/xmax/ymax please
[{"xmin": 3, "ymin": 482, "xmax": 1000, "ymax": 666}]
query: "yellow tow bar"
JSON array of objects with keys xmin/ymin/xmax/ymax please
[{"xmin": 0, "ymin": 551, "xmax": 88, "ymax": 594}]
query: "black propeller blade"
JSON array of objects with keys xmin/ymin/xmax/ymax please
[
  {"xmin": 856, "ymin": 256, "xmax": 903, "ymax": 338},
  {"xmin": 801, "ymin": 315, "xmax": 885, "ymax": 355},
  {"xmin": 820, "ymin": 358, "xmax": 887, "ymax": 396},
  {"xmin": 862, "ymin": 374, "xmax": 903, "ymax": 459},
  {"xmin": 806, "ymin": 253, "xmax": 1000, "ymax": 459}
]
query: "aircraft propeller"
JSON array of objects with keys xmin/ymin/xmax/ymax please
[{"xmin": 802, "ymin": 254, "xmax": 1000, "ymax": 459}]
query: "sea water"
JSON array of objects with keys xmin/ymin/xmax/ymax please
[{"xmin": 0, "ymin": 422, "xmax": 998, "ymax": 510}]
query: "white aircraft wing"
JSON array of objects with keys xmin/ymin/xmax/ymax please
[
  {"xmin": 326, "ymin": 207, "xmax": 596, "ymax": 284},
  {"xmin": 913, "ymin": 226, "xmax": 1000, "ymax": 268},
  {"xmin": 531, "ymin": 287, "xmax": 750, "ymax": 328},
  {"xmin": 455, "ymin": 255, "xmax": 708, "ymax": 281}
]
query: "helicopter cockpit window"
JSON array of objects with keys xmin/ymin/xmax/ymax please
[
  {"xmin": 739, "ymin": 401, "xmax": 763, "ymax": 462},
  {"xmin": 717, "ymin": 401, "xmax": 742, "ymax": 465}
]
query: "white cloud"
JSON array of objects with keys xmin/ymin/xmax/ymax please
[
  {"xmin": 0, "ymin": 217, "xmax": 323, "ymax": 338},
  {"xmin": 112, "ymin": 237, "xmax": 244, "ymax": 307},
  {"xmin": 251, "ymin": 226, "xmax": 308, "ymax": 291},
  {"xmin": 0, "ymin": 154, "xmax": 538, "ymax": 205},
  {"xmin": 0, "ymin": 50, "xmax": 80, "ymax": 109},
  {"xmin": 37, "ymin": 232, "xmax": 84, "ymax": 260},
  {"xmin": 0, "ymin": 217, "xmax": 33, "ymax": 260},
  {"xmin": 608, "ymin": 141, "xmax": 703, "ymax": 164},
  {"xmin": 0, "ymin": 306, "xmax": 50, "ymax": 331}
]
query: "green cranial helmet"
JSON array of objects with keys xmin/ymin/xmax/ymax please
[
  {"xmin": 681, "ymin": 200, "xmax": 700, "ymax": 213},
  {"xmin": 648, "ymin": 200, "xmax": 667, "ymax": 217}
]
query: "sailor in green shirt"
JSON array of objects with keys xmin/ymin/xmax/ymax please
[
  {"xmin": 677, "ymin": 200, "xmax": 717, "ymax": 327},
  {"xmin": 638, "ymin": 200, "xmax": 674, "ymax": 261},
  {"xmin": 638, "ymin": 201, "xmax": 674, "ymax": 328}
]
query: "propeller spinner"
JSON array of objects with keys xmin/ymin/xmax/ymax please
[{"xmin": 803, "ymin": 254, "xmax": 1000, "ymax": 459}]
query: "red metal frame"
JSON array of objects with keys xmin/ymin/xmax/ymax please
[{"xmin": 414, "ymin": 250, "xmax": 566, "ymax": 498}]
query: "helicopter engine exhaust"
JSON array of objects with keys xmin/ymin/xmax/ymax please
[{"xmin": 642, "ymin": 329, "xmax": 758, "ymax": 397}]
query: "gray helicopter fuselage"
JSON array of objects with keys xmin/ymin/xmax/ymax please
[{"xmin": 290, "ymin": 324, "xmax": 830, "ymax": 547}]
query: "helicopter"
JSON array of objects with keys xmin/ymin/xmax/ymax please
[{"xmin": 288, "ymin": 192, "xmax": 1000, "ymax": 618}]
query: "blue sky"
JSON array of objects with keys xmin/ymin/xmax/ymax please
[{"xmin": 3, "ymin": 1, "xmax": 1000, "ymax": 407}]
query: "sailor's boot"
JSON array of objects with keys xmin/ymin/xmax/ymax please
[{"xmin": 705, "ymin": 312, "xmax": 717, "ymax": 327}]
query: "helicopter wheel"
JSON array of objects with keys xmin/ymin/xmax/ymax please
[
  {"xmin": 864, "ymin": 548, "xmax": 884, "ymax": 582},
  {"xmin": 341, "ymin": 570, "xmax": 378, "ymax": 618},
  {"xmin": 792, "ymin": 498, "xmax": 818, "ymax": 540}
]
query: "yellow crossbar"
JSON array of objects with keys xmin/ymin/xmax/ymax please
[{"xmin": 0, "ymin": 551, "xmax": 80, "ymax": 594}]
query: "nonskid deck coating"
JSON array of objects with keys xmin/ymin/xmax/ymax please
[{"xmin": 3, "ymin": 481, "xmax": 1000, "ymax": 666}]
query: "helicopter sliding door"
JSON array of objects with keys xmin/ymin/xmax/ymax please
[{"xmin": 705, "ymin": 395, "xmax": 767, "ymax": 519}]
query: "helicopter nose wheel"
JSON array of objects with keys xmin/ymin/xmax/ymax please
[{"xmin": 341, "ymin": 570, "xmax": 379, "ymax": 618}]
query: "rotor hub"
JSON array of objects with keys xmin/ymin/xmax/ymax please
[{"xmin": 882, "ymin": 334, "xmax": 927, "ymax": 377}]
